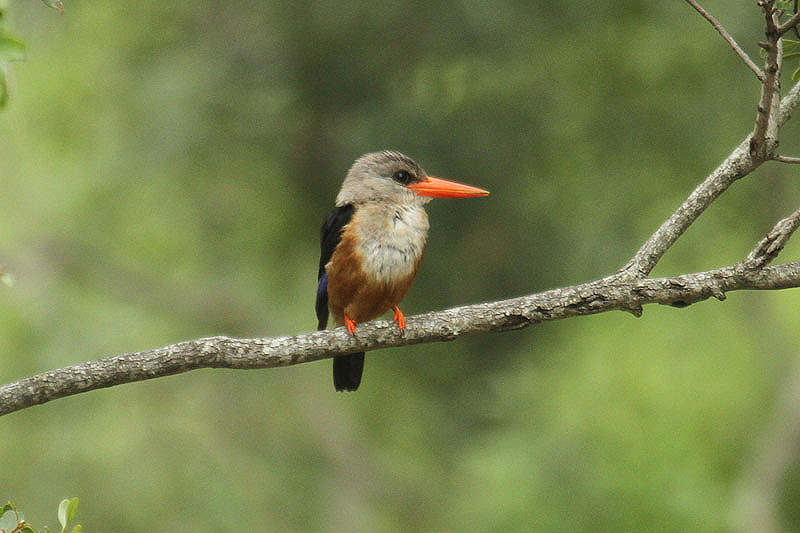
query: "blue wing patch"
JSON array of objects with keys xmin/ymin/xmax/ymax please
[{"xmin": 315, "ymin": 272, "xmax": 329, "ymax": 329}]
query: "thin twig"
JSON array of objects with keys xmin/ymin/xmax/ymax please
[
  {"xmin": 742, "ymin": 207, "xmax": 800, "ymax": 269},
  {"xmin": 778, "ymin": 10, "xmax": 800, "ymax": 35},
  {"xmin": 762, "ymin": 0, "xmax": 781, "ymax": 34},
  {"xmin": 773, "ymin": 154, "xmax": 800, "ymax": 163},
  {"xmin": 686, "ymin": 0, "xmax": 766, "ymax": 81},
  {"xmin": 776, "ymin": 74, "xmax": 800, "ymax": 125}
]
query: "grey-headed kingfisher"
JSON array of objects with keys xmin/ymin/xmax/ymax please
[{"xmin": 316, "ymin": 151, "xmax": 489, "ymax": 391}]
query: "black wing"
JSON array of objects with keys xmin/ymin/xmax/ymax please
[{"xmin": 316, "ymin": 204, "xmax": 354, "ymax": 330}]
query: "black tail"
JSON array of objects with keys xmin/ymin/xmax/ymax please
[{"xmin": 333, "ymin": 352, "xmax": 365, "ymax": 392}]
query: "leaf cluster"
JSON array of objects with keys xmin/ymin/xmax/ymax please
[{"xmin": 0, "ymin": 499, "xmax": 81, "ymax": 533}]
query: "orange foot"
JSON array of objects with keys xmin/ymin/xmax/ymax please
[
  {"xmin": 392, "ymin": 305, "xmax": 406, "ymax": 330},
  {"xmin": 344, "ymin": 314, "xmax": 357, "ymax": 335}
]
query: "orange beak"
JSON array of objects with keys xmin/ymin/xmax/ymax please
[{"xmin": 407, "ymin": 176, "xmax": 490, "ymax": 199}]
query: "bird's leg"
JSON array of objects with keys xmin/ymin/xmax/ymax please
[
  {"xmin": 391, "ymin": 304, "xmax": 406, "ymax": 330},
  {"xmin": 344, "ymin": 314, "xmax": 357, "ymax": 335}
]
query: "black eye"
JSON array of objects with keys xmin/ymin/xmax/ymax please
[{"xmin": 392, "ymin": 170, "xmax": 414, "ymax": 185}]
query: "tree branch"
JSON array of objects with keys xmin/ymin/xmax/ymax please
[
  {"xmin": 623, "ymin": 5, "xmax": 800, "ymax": 278},
  {"xmin": 685, "ymin": 0, "xmax": 766, "ymax": 81},
  {"xmin": 1, "ymin": 258, "xmax": 799, "ymax": 417},
  {"xmin": 778, "ymin": 10, "xmax": 800, "ymax": 36},
  {"xmin": 751, "ymin": 1, "xmax": 783, "ymax": 159},
  {"xmin": 3, "ymin": 0, "xmax": 800, "ymax": 419},
  {"xmin": 743, "ymin": 207, "xmax": 800, "ymax": 269},
  {"xmin": 620, "ymin": 136, "xmax": 758, "ymax": 278}
]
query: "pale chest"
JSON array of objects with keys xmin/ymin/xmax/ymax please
[{"xmin": 350, "ymin": 203, "xmax": 429, "ymax": 283}]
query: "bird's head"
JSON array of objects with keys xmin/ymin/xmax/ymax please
[{"xmin": 335, "ymin": 151, "xmax": 489, "ymax": 207}]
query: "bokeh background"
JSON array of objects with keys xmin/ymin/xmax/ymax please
[{"xmin": 3, "ymin": 1, "xmax": 800, "ymax": 530}]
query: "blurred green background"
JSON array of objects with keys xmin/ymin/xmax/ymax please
[{"xmin": 3, "ymin": 1, "xmax": 800, "ymax": 530}]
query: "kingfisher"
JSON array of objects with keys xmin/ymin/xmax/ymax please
[{"xmin": 316, "ymin": 151, "xmax": 489, "ymax": 391}]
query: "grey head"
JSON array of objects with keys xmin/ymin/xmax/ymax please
[{"xmin": 335, "ymin": 151, "xmax": 431, "ymax": 207}]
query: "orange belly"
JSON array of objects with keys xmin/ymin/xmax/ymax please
[{"xmin": 326, "ymin": 226, "xmax": 420, "ymax": 325}]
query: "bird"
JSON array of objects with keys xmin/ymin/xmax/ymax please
[{"xmin": 316, "ymin": 151, "xmax": 489, "ymax": 391}]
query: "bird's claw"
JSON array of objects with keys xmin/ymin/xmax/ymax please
[
  {"xmin": 392, "ymin": 305, "xmax": 406, "ymax": 330},
  {"xmin": 344, "ymin": 314, "xmax": 357, "ymax": 335}
]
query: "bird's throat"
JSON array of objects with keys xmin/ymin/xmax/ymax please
[{"xmin": 352, "ymin": 203, "xmax": 429, "ymax": 284}]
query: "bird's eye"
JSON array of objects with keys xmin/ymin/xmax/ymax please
[{"xmin": 392, "ymin": 170, "xmax": 414, "ymax": 185}]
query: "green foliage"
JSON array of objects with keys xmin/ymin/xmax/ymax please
[
  {"xmin": 781, "ymin": 39, "xmax": 800, "ymax": 81},
  {"xmin": 0, "ymin": 500, "xmax": 79, "ymax": 533},
  {"xmin": 774, "ymin": 2, "xmax": 800, "ymax": 80},
  {"xmin": 0, "ymin": 503, "xmax": 28, "ymax": 533},
  {"xmin": 0, "ymin": 0, "xmax": 63, "ymax": 108},
  {"xmin": 56, "ymin": 498, "xmax": 79, "ymax": 533}
]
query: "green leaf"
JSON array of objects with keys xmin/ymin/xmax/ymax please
[
  {"xmin": 1, "ymin": 503, "xmax": 13, "ymax": 514},
  {"xmin": 70, "ymin": 525, "xmax": 82, "ymax": 533},
  {"xmin": 57, "ymin": 498, "xmax": 79, "ymax": 532},
  {"xmin": 21, "ymin": 526, "xmax": 36, "ymax": 533},
  {"xmin": 64, "ymin": 498, "xmax": 79, "ymax": 525},
  {"xmin": 793, "ymin": 66, "xmax": 800, "ymax": 82},
  {"xmin": 57, "ymin": 498, "xmax": 69, "ymax": 529},
  {"xmin": 0, "ymin": 509, "xmax": 18, "ymax": 531}
]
